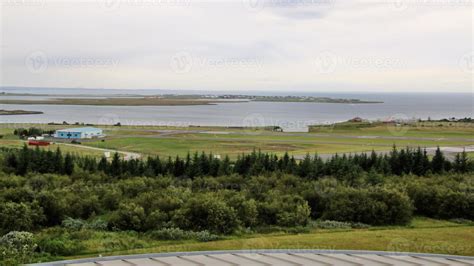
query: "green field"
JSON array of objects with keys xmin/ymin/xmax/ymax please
[
  {"xmin": 43, "ymin": 217, "xmax": 474, "ymax": 262},
  {"xmin": 1, "ymin": 122, "xmax": 473, "ymax": 159}
]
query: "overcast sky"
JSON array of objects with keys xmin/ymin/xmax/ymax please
[{"xmin": 0, "ymin": 0, "xmax": 472, "ymax": 92}]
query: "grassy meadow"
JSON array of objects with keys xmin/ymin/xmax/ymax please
[
  {"xmin": 1, "ymin": 122, "xmax": 473, "ymax": 159},
  {"xmin": 37, "ymin": 217, "xmax": 474, "ymax": 263}
]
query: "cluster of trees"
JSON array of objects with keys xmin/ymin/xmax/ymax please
[
  {"xmin": 0, "ymin": 170, "xmax": 472, "ymax": 237},
  {"xmin": 0, "ymin": 146, "xmax": 472, "ymax": 236},
  {"xmin": 13, "ymin": 127, "xmax": 55, "ymax": 138},
  {"xmin": 2, "ymin": 146, "xmax": 472, "ymax": 181}
]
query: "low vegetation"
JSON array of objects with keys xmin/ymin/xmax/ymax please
[{"xmin": 0, "ymin": 110, "xmax": 43, "ymax": 115}]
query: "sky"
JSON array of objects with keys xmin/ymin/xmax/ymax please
[{"xmin": 0, "ymin": 0, "xmax": 473, "ymax": 93}]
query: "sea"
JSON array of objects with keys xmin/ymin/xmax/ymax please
[{"xmin": 1, "ymin": 87, "xmax": 473, "ymax": 132}]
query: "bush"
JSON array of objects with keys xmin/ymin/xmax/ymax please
[
  {"xmin": 193, "ymin": 230, "xmax": 220, "ymax": 242},
  {"xmin": 61, "ymin": 217, "xmax": 85, "ymax": 230},
  {"xmin": 149, "ymin": 228, "xmax": 191, "ymax": 241},
  {"xmin": 178, "ymin": 194, "xmax": 238, "ymax": 234},
  {"xmin": 258, "ymin": 194, "xmax": 311, "ymax": 227},
  {"xmin": 312, "ymin": 220, "xmax": 352, "ymax": 229},
  {"xmin": 108, "ymin": 203, "xmax": 146, "ymax": 231},
  {"xmin": 85, "ymin": 218, "xmax": 108, "ymax": 231},
  {"xmin": 0, "ymin": 202, "xmax": 44, "ymax": 234},
  {"xmin": 62, "ymin": 217, "xmax": 108, "ymax": 231},
  {"xmin": 322, "ymin": 188, "xmax": 413, "ymax": 225},
  {"xmin": 310, "ymin": 220, "xmax": 371, "ymax": 230},
  {"xmin": 407, "ymin": 184, "xmax": 474, "ymax": 220},
  {"xmin": 37, "ymin": 229, "xmax": 85, "ymax": 256},
  {"xmin": 0, "ymin": 231, "xmax": 37, "ymax": 265}
]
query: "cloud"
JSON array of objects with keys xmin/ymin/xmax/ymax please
[{"xmin": 0, "ymin": 0, "xmax": 472, "ymax": 92}]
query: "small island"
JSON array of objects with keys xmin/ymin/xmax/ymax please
[{"xmin": 0, "ymin": 109, "xmax": 44, "ymax": 115}]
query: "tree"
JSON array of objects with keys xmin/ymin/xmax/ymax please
[
  {"xmin": 63, "ymin": 153, "xmax": 74, "ymax": 175},
  {"xmin": 432, "ymin": 147, "xmax": 445, "ymax": 174}
]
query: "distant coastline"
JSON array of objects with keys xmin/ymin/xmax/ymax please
[
  {"xmin": 0, "ymin": 92, "xmax": 383, "ymax": 105},
  {"xmin": 0, "ymin": 109, "xmax": 44, "ymax": 115}
]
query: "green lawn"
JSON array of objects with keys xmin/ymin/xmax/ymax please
[
  {"xmin": 2, "ymin": 123, "xmax": 473, "ymax": 159},
  {"xmin": 310, "ymin": 123, "xmax": 474, "ymax": 139},
  {"xmin": 46, "ymin": 218, "xmax": 474, "ymax": 263},
  {"xmin": 84, "ymin": 132, "xmax": 473, "ymax": 158}
]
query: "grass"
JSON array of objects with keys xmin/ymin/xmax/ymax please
[
  {"xmin": 41, "ymin": 217, "xmax": 474, "ymax": 263},
  {"xmin": 1, "ymin": 123, "xmax": 473, "ymax": 159},
  {"xmin": 0, "ymin": 139, "xmax": 106, "ymax": 157},
  {"xmin": 310, "ymin": 122, "xmax": 474, "ymax": 139},
  {"xmin": 85, "ymin": 132, "xmax": 472, "ymax": 158}
]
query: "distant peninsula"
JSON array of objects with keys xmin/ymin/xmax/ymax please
[
  {"xmin": 217, "ymin": 95, "xmax": 383, "ymax": 104},
  {"xmin": 0, "ymin": 92, "xmax": 383, "ymax": 105},
  {"xmin": 0, "ymin": 109, "xmax": 44, "ymax": 115}
]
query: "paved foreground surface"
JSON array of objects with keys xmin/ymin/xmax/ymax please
[{"xmin": 30, "ymin": 250, "xmax": 474, "ymax": 266}]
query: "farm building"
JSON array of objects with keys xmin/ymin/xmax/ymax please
[{"xmin": 54, "ymin": 127, "xmax": 104, "ymax": 139}]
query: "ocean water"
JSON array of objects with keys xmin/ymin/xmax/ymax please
[{"xmin": 1, "ymin": 88, "xmax": 472, "ymax": 132}]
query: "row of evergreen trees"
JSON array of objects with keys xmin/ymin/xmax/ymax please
[{"xmin": 2, "ymin": 145, "xmax": 472, "ymax": 179}]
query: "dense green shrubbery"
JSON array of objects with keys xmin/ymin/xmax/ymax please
[
  {"xmin": 321, "ymin": 188, "xmax": 413, "ymax": 225},
  {"xmin": 62, "ymin": 217, "xmax": 108, "ymax": 231},
  {"xmin": 310, "ymin": 220, "xmax": 371, "ymax": 229},
  {"xmin": 148, "ymin": 228, "xmax": 220, "ymax": 242},
  {"xmin": 0, "ymin": 231, "xmax": 37, "ymax": 265},
  {"xmin": 0, "ymin": 146, "xmax": 473, "ymax": 264},
  {"xmin": 36, "ymin": 229, "xmax": 86, "ymax": 256}
]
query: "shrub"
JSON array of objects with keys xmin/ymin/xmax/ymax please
[
  {"xmin": 0, "ymin": 231, "xmax": 37, "ymax": 265},
  {"xmin": 37, "ymin": 229, "xmax": 85, "ymax": 256},
  {"xmin": 108, "ymin": 203, "xmax": 146, "ymax": 231},
  {"xmin": 312, "ymin": 220, "xmax": 352, "ymax": 229},
  {"xmin": 85, "ymin": 218, "xmax": 108, "ymax": 231},
  {"xmin": 148, "ymin": 228, "xmax": 191, "ymax": 241},
  {"xmin": 61, "ymin": 217, "xmax": 85, "ymax": 230},
  {"xmin": 62, "ymin": 217, "xmax": 108, "ymax": 231},
  {"xmin": 178, "ymin": 194, "xmax": 238, "ymax": 234},
  {"xmin": 193, "ymin": 230, "xmax": 220, "ymax": 242},
  {"xmin": 258, "ymin": 194, "xmax": 311, "ymax": 227},
  {"xmin": 322, "ymin": 188, "xmax": 413, "ymax": 225},
  {"xmin": 407, "ymin": 184, "xmax": 474, "ymax": 220},
  {"xmin": 0, "ymin": 202, "xmax": 44, "ymax": 234}
]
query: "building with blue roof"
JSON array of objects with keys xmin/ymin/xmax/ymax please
[{"xmin": 54, "ymin": 127, "xmax": 104, "ymax": 139}]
